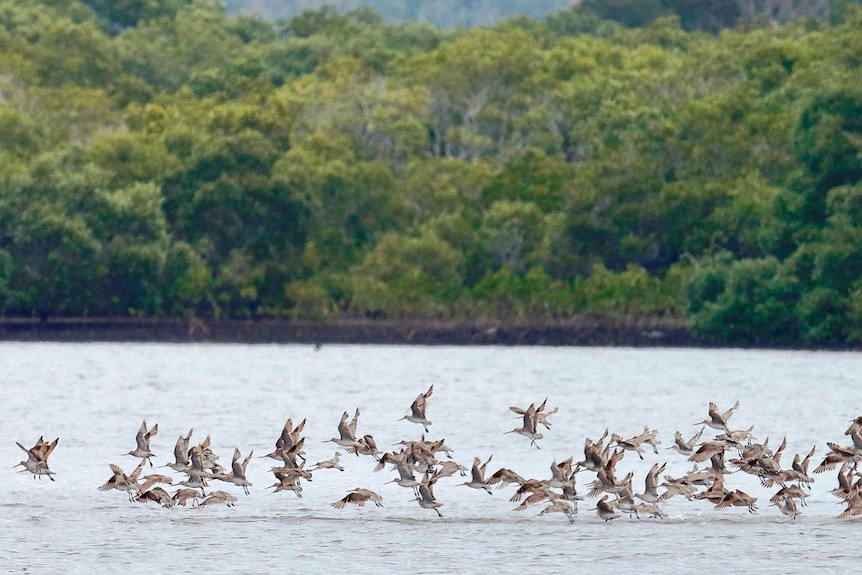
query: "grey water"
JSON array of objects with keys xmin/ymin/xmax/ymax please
[{"xmin": 2, "ymin": 343, "xmax": 861, "ymax": 574}]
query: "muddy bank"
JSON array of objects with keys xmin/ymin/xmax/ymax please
[{"xmin": 0, "ymin": 316, "xmax": 707, "ymax": 346}]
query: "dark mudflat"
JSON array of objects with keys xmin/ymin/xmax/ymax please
[{"xmin": 0, "ymin": 317, "xmax": 704, "ymax": 347}]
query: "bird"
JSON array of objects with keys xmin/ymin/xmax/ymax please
[
  {"xmin": 771, "ymin": 496, "xmax": 800, "ymax": 520},
  {"xmin": 714, "ymin": 489, "xmax": 758, "ymax": 513},
  {"xmin": 400, "ymin": 385, "xmax": 433, "ymax": 432},
  {"xmin": 327, "ymin": 410, "xmax": 361, "ymax": 448},
  {"xmin": 136, "ymin": 486, "xmax": 174, "ymax": 508},
  {"xmin": 537, "ymin": 496, "xmax": 576, "ymax": 524},
  {"xmin": 332, "ymin": 488, "xmax": 383, "ymax": 509},
  {"xmin": 172, "ymin": 488, "xmax": 204, "ymax": 507},
  {"xmin": 414, "ymin": 471, "xmax": 444, "ymax": 517},
  {"xmin": 15, "ymin": 438, "xmax": 58, "ymax": 481},
  {"xmin": 461, "ymin": 455, "xmax": 494, "ymax": 494},
  {"xmin": 695, "ymin": 401, "xmax": 740, "ymax": 433},
  {"xmin": 125, "ymin": 420, "xmax": 158, "ymax": 467},
  {"xmin": 505, "ymin": 403, "xmax": 543, "ymax": 449},
  {"xmin": 98, "ymin": 461, "xmax": 145, "ymax": 501},
  {"xmin": 594, "ymin": 495, "xmax": 619, "ymax": 521},
  {"xmin": 312, "ymin": 451, "xmax": 344, "ymax": 472},
  {"xmin": 221, "ymin": 448, "xmax": 253, "ymax": 495},
  {"xmin": 636, "ymin": 462, "xmax": 666, "ymax": 503},
  {"xmin": 268, "ymin": 467, "xmax": 305, "ymax": 497},
  {"xmin": 160, "ymin": 428, "xmax": 193, "ymax": 473},
  {"xmin": 197, "ymin": 491, "xmax": 238, "ymax": 508},
  {"xmin": 668, "ymin": 428, "xmax": 705, "ymax": 457},
  {"xmin": 510, "ymin": 398, "xmax": 558, "ymax": 429}
]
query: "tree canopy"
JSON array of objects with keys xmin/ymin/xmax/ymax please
[{"xmin": 1, "ymin": 0, "xmax": 862, "ymax": 346}]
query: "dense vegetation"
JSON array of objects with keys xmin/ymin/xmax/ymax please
[{"xmin": 1, "ymin": 0, "xmax": 862, "ymax": 346}]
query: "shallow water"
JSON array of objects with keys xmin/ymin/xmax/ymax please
[{"xmin": 2, "ymin": 343, "xmax": 861, "ymax": 574}]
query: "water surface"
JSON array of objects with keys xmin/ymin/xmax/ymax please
[{"xmin": 2, "ymin": 344, "xmax": 860, "ymax": 573}]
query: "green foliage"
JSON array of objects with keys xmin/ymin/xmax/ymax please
[
  {"xmin": 573, "ymin": 264, "xmax": 677, "ymax": 317},
  {"xmin": 688, "ymin": 257, "xmax": 802, "ymax": 344},
  {"xmin": 349, "ymin": 231, "xmax": 464, "ymax": 318},
  {"xmin": 1, "ymin": 0, "xmax": 862, "ymax": 346},
  {"xmin": 469, "ymin": 267, "xmax": 574, "ymax": 319}
]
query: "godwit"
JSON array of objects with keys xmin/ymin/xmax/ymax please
[
  {"xmin": 730, "ymin": 436, "xmax": 786, "ymax": 479},
  {"xmin": 634, "ymin": 502, "xmax": 667, "ymax": 519},
  {"xmin": 771, "ymin": 495, "xmax": 800, "ymax": 520},
  {"xmin": 505, "ymin": 403, "xmax": 543, "ymax": 449},
  {"xmin": 715, "ymin": 426, "xmax": 756, "ymax": 451},
  {"xmin": 637, "ymin": 427, "xmax": 662, "ymax": 454},
  {"xmin": 770, "ymin": 485, "xmax": 809, "ymax": 508},
  {"xmin": 575, "ymin": 430, "xmax": 609, "ymax": 473},
  {"xmin": 658, "ymin": 480, "xmax": 697, "ymax": 501},
  {"xmin": 327, "ymin": 410, "xmax": 360, "ymax": 448},
  {"xmin": 714, "ymin": 489, "xmax": 758, "ymax": 513},
  {"xmin": 400, "ymin": 385, "xmax": 433, "ymax": 432},
  {"xmin": 538, "ymin": 497, "xmax": 577, "ymax": 524},
  {"xmin": 160, "ymin": 428, "xmax": 193, "ymax": 473},
  {"xmin": 761, "ymin": 445, "xmax": 817, "ymax": 488},
  {"xmin": 415, "ymin": 483, "xmax": 444, "ymax": 517},
  {"xmin": 610, "ymin": 432, "xmax": 647, "ymax": 460},
  {"xmin": 268, "ymin": 468, "xmax": 305, "ymax": 497},
  {"xmin": 845, "ymin": 416, "xmax": 862, "ymax": 436},
  {"xmin": 510, "ymin": 398, "xmax": 558, "ymax": 430},
  {"xmin": 594, "ymin": 495, "xmax": 619, "ymax": 521},
  {"xmin": 138, "ymin": 472, "xmax": 174, "ymax": 493},
  {"xmin": 461, "ymin": 455, "xmax": 494, "ymax": 494},
  {"xmin": 178, "ymin": 446, "xmax": 211, "ymax": 490},
  {"xmin": 613, "ymin": 480, "xmax": 640, "ymax": 518},
  {"xmin": 332, "ymin": 488, "xmax": 383, "ymax": 509},
  {"xmin": 172, "ymin": 488, "xmax": 204, "ymax": 506},
  {"xmin": 197, "ymin": 490, "xmax": 238, "ymax": 508},
  {"xmin": 14, "ymin": 439, "xmax": 58, "ymax": 481},
  {"xmin": 635, "ymin": 462, "xmax": 666, "ymax": 503},
  {"xmin": 488, "ymin": 467, "xmax": 526, "ymax": 489},
  {"xmin": 136, "ymin": 486, "xmax": 174, "ymax": 507},
  {"xmin": 586, "ymin": 449, "xmax": 626, "ymax": 498},
  {"xmin": 348, "ymin": 435, "xmax": 382, "ymax": 460},
  {"xmin": 828, "ymin": 464, "xmax": 859, "ymax": 500},
  {"xmin": 433, "ymin": 460, "xmax": 469, "ymax": 479},
  {"xmin": 384, "ymin": 460, "xmax": 421, "ymax": 495},
  {"xmin": 839, "ymin": 493, "xmax": 862, "ymax": 518},
  {"xmin": 693, "ymin": 472, "xmax": 728, "ymax": 504},
  {"xmin": 688, "ymin": 441, "xmax": 727, "ymax": 463},
  {"xmin": 668, "ymin": 427, "xmax": 704, "ymax": 457},
  {"xmin": 547, "ymin": 457, "xmax": 575, "ymax": 489},
  {"xmin": 311, "ymin": 452, "xmax": 344, "ymax": 472},
  {"xmin": 224, "ymin": 447, "xmax": 254, "ymax": 495},
  {"xmin": 509, "ymin": 479, "xmax": 549, "ymax": 503},
  {"xmin": 98, "ymin": 461, "xmax": 145, "ymax": 501},
  {"xmin": 126, "ymin": 420, "xmax": 158, "ymax": 467},
  {"xmin": 273, "ymin": 418, "xmax": 305, "ymax": 453},
  {"xmin": 415, "ymin": 471, "xmax": 444, "ymax": 517},
  {"xmin": 814, "ymin": 442, "xmax": 862, "ymax": 474},
  {"xmin": 695, "ymin": 401, "xmax": 740, "ymax": 433}
]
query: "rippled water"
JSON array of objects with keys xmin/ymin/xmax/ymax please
[{"xmin": 3, "ymin": 343, "xmax": 861, "ymax": 574}]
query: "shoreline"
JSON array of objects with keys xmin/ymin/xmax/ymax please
[
  {"xmin": 0, "ymin": 316, "xmax": 705, "ymax": 347},
  {"xmin": 1, "ymin": 316, "xmax": 856, "ymax": 349}
]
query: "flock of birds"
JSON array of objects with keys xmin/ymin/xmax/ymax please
[{"xmin": 14, "ymin": 387, "xmax": 862, "ymax": 522}]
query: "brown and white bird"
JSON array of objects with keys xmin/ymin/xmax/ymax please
[
  {"xmin": 332, "ymin": 488, "xmax": 383, "ymax": 509},
  {"xmin": 695, "ymin": 401, "xmax": 740, "ymax": 433},
  {"xmin": 15, "ymin": 437, "xmax": 59, "ymax": 481},
  {"xmin": 400, "ymin": 385, "xmax": 434, "ymax": 433},
  {"xmin": 125, "ymin": 420, "xmax": 158, "ymax": 467}
]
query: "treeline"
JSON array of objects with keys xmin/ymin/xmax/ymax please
[{"xmin": 1, "ymin": 1, "xmax": 862, "ymax": 346}]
